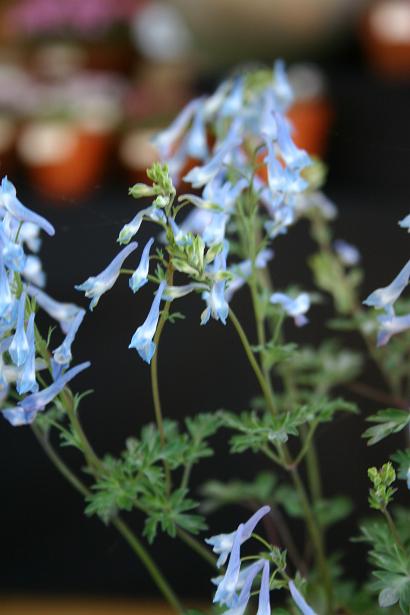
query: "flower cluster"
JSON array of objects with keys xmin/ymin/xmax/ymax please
[
  {"xmin": 363, "ymin": 213, "xmax": 410, "ymax": 345},
  {"xmin": 0, "ymin": 177, "xmax": 89, "ymax": 426},
  {"xmin": 76, "ymin": 62, "xmax": 326, "ymax": 363},
  {"xmin": 205, "ymin": 506, "xmax": 317, "ymax": 614}
]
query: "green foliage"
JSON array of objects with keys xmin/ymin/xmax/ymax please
[
  {"xmin": 200, "ymin": 472, "xmax": 278, "ymax": 513},
  {"xmin": 391, "ymin": 450, "xmax": 410, "ymax": 483},
  {"xmin": 85, "ymin": 417, "xmax": 220, "ymax": 536},
  {"xmin": 363, "ymin": 409, "xmax": 410, "ymax": 446},
  {"xmin": 309, "ymin": 251, "xmax": 361, "ymax": 314},
  {"xmin": 142, "ymin": 487, "xmax": 206, "ymax": 543},
  {"xmin": 359, "ymin": 518, "xmax": 410, "ymax": 613},
  {"xmin": 368, "ymin": 463, "xmax": 397, "ymax": 511},
  {"xmin": 279, "ymin": 340, "xmax": 363, "ymax": 393}
]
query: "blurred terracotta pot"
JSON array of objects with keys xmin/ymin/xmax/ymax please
[
  {"xmin": 287, "ymin": 98, "xmax": 333, "ymax": 158},
  {"xmin": 18, "ymin": 120, "xmax": 113, "ymax": 202},
  {"xmin": 85, "ymin": 39, "xmax": 137, "ymax": 74},
  {"xmin": 361, "ymin": 0, "xmax": 410, "ymax": 78},
  {"xmin": 0, "ymin": 115, "xmax": 18, "ymax": 177}
]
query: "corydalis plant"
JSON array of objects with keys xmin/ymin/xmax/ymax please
[{"xmin": 4, "ymin": 62, "xmax": 410, "ymax": 615}]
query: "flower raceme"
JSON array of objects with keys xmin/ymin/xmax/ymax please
[
  {"xmin": 0, "ymin": 178, "xmax": 89, "ymax": 427},
  {"xmin": 205, "ymin": 505, "xmax": 317, "ymax": 614}
]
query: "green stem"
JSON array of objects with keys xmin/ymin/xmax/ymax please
[
  {"xmin": 31, "ymin": 424, "xmax": 183, "ymax": 613},
  {"xmin": 290, "ymin": 467, "xmax": 333, "ymax": 613},
  {"xmin": 229, "ymin": 308, "xmax": 276, "ymax": 417},
  {"xmin": 301, "ymin": 425, "xmax": 322, "ymax": 502},
  {"xmin": 177, "ymin": 528, "xmax": 217, "ymax": 569},
  {"xmin": 383, "ymin": 509, "xmax": 405, "ymax": 552}
]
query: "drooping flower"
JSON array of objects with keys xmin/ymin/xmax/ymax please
[
  {"xmin": 53, "ymin": 308, "xmax": 86, "ymax": 366},
  {"xmin": 118, "ymin": 205, "xmax": 165, "ymax": 245},
  {"xmin": 363, "ymin": 259, "xmax": 410, "ymax": 315},
  {"xmin": 0, "ymin": 261, "xmax": 13, "ymax": 316},
  {"xmin": 0, "ymin": 223, "xmax": 26, "ymax": 272},
  {"xmin": 333, "ymin": 239, "xmax": 360, "ymax": 266},
  {"xmin": 274, "ymin": 112, "xmax": 310, "ymax": 172},
  {"xmin": 185, "ymin": 105, "xmax": 209, "ymax": 160},
  {"xmin": 2, "ymin": 361, "xmax": 91, "ymax": 426},
  {"xmin": 0, "ymin": 176, "xmax": 55, "ymax": 236},
  {"xmin": 9, "ymin": 292, "xmax": 29, "ymax": 367},
  {"xmin": 129, "ymin": 280, "xmax": 166, "ymax": 364},
  {"xmin": 201, "ymin": 243, "xmax": 229, "ymax": 326},
  {"xmin": 153, "ymin": 98, "xmax": 202, "ymax": 159},
  {"xmin": 75, "ymin": 242, "xmax": 138, "ymax": 310},
  {"xmin": 129, "ymin": 238, "xmax": 155, "ymax": 293},
  {"xmin": 256, "ymin": 560, "xmax": 271, "ymax": 615},
  {"xmin": 273, "ymin": 59, "xmax": 293, "ymax": 110},
  {"xmin": 270, "ymin": 291, "xmax": 310, "ymax": 326},
  {"xmin": 219, "ymin": 77, "xmax": 244, "ymax": 118},
  {"xmin": 27, "ymin": 286, "xmax": 81, "ymax": 334},
  {"xmin": 205, "ymin": 505, "xmax": 271, "ymax": 567},
  {"xmin": 376, "ymin": 312, "xmax": 410, "ymax": 347},
  {"xmin": 289, "ymin": 580, "xmax": 317, "ymax": 615},
  {"xmin": 213, "ymin": 524, "xmax": 244, "ymax": 606},
  {"xmin": 16, "ymin": 312, "xmax": 38, "ymax": 395},
  {"xmin": 22, "ymin": 255, "xmax": 46, "ymax": 287},
  {"xmin": 224, "ymin": 560, "xmax": 265, "ymax": 615}
]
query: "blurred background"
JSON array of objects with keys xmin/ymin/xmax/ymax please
[{"xmin": 0, "ymin": 0, "xmax": 409, "ymax": 611}]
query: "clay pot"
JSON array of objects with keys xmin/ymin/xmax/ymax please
[
  {"xmin": 361, "ymin": 0, "xmax": 410, "ymax": 78},
  {"xmin": 18, "ymin": 119, "xmax": 114, "ymax": 202},
  {"xmin": 119, "ymin": 127, "xmax": 159, "ymax": 184},
  {"xmin": 287, "ymin": 97, "xmax": 333, "ymax": 158}
]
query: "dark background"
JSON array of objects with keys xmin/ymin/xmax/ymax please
[{"xmin": 0, "ymin": 23, "xmax": 410, "ymax": 604}]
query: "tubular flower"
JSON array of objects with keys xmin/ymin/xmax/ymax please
[
  {"xmin": 75, "ymin": 242, "xmax": 138, "ymax": 310},
  {"xmin": 129, "ymin": 280, "xmax": 166, "ymax": 364},
  {"xmin": 289, "ymin": 580, "xmax": 317, "ymax": 615},
  {"xmin": 363, "ymin": 259, "xmax": 410, "ymax": 316},
  {"xmin": 129, "ymin": 238, "xmax": 155, "ymax": 293},
  {"xmin": 16, "ymin": 312, "xmax": 38, "ymax": 395},
  {"xmin": 53, "ymin": 308, "xmax": 86, "ymax": 366},
  {"xmin": 201, "ymin": 243, "xmax": 229, "ymax": 326},
  {"xmin": 2, "ymin": 361, "xmax": 90, "ymax": 426},
  {"xmin": 27, "ymin": 287, "xmax": 81, "ymax": 334},
  {"xmin": 333, "ymin": 239, "xmax": 360, "ymax": 266},
  {"xmin": 0, "ymin": 177, "xmax": 55, "ymax": 236},
  {"xmin": 9, "ymin": 292, "xmax": 29, "ymax": 367},
  {"xmin": 270, "ymin": 291, "xmax": 310, "ymax": 326}
]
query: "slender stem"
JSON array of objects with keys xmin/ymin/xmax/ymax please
[
  {"xmin": 229, "ymin": 308, "xmax": 276, "ymax": 417},
  {"xmin": 383, "ymin": 509, "xmax": 405, "ymax": 552},
  {"xmin": 290, "ymin": 467, "xmax": 333, "ymax": 613},
  {"xmin": 62, "ymin": 389, "xmax": 103, "ymax": 474},
  {"xmin": 177, "ymin": 528, "xmax": 217, "ymax": 569},
  {"xmin": 114, "ymin": 517, "xmax": 184, "ymax": 614},
  {"xmin": 31, "ymin": 424, "xmax": 183, "ymax": 614},
  {"xmin": 301, "ymin": 425, "xmax": 322, "ymax": 502},
  {"xmin": 151, "ymin": 267, "xmax": 174, "ymax": 444}
]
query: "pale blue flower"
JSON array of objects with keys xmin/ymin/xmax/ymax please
[
  {"xmin": 0, "ymin": 261, "xmax": 13, "ymax": 316},
  {"xmin": 2, "ymin": 361, "xmax": 90, "ymax": 426},
  {"xmin": 219, "ymin": 77, "xmax": 244, "ymax": 118},
  {"xmin": 407, "ymin": 467, "xmax": 410, "ymax": 490},
  {"xmin": 256, "ymin": 561, "xmax": 271, "ymax": 615},
  {"xmin": 376, "ymin": 313, "xmax": 410, "ymax": 347},
  {"xmin": 19, "ymin": 221, "xmax": 42, "ymax": 252},
  {"xmin": 213, "ymin": 524, "xmax": 244, "ymax": 606},
  {"xmin": 27, "ymin": 287, "xmax": 81, "ymax": 334},
  {"xmin": 201, "ymin": 244, "xmax": 229, "ymax": 326},
  {"xmin": 264, "ymin": 203, "xmax": 295, "ymax": 239},
  {"xmin": 275, "ymin": 112, "xmax": 311, "ymax": 171},
  {"xmin": 9, "ymin": 292, "xmax": 29, "ymax": 367},
  {"xmin": 185, "ymin": 106, "xmax": 209, "ymax": 160},
  {"xmin": 0, "ymin": 223, "xmax": 26, "ymax": 272},
  {"xmin": 270, "ymin": 292, "xmax": 310, "ymax": 326},
  {"xmin": 129, "ymin": 280, "xmax": 166, "ymax": 364},
  {"xmin": 264, "ymin": 138, "xmax": 307, "ymax": 196},
  {"xmin": 399, "ymin": 214, "xmax": 410, "ymax": 232},
  {"xmin": 180, "ymin": 208, "xmax": 213, "ymax": 236},
  {"xmin": 76, "ymin": 242, "xmax": 138, "ymax": 310},
  {"xmin": 205, "ymin": 505, "xmax": 271, "ymax": 567},
  {"xmin": 289, "ymin": 580, "xmax": 317, "ymax": 615},
  {"xmin": 53, "ymin": 308, "xmax": 86, "ymax": 365},
  {"xmin": 16, "ymin": 312, "xmax": 38, "ymax": 395},
  {"xmin": 184, "ymin": 121, "xmax": 241, "ymax": 188},
  {"xmin": 203, "ymin": 213, "xmax": 228, "ymax": 246},
  {"xmin": 130, "ymin": 238, "xmax": 154, "ymax": 293},
  {"xmin": 333, "ymin": 239, "xmax": 360, "ymax": 266},
  {"xmin": 223, "ymin": 560, "xmax": 265, "ymax": 615},
  {"xmin": 118, "ymin": 206, "xmax": 165, "ymax": 245},
  {"xmin": 225, "ymin": 249, "xmax": 274, "ymax": 302},
  {"xmin": 22, "ymin": 255, "xmax": 46, "ymax": 287},
  {"xmin": 153, "ymin": 98, "xmax": 202, "ymax": 159},
  {"xmin": 273, "ymin": 59, "xmax": 293, "ymax": 109},
  {"xmin": 0, "ymin": 177, "xmax": 55, "ymax": 236},
  {"xmin": 363, "ymin": 259, "xmax": 410, "ymax": 314},
  {"xmin": 169, "ymin": 218, "xmax": 192, "ymax": 247}
]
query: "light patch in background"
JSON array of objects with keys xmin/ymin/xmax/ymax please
[
  {"xmin": 132, "ymin": 1, "xmax": 192, "ymax": 61},
  {"xmin": 371, "ymin": 0, "xmax": 410, "ymax": 44}
]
